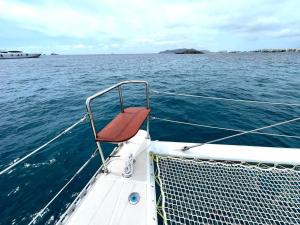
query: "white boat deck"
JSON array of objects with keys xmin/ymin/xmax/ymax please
[
  {"xmin": 59, "ymin": 130, "xmax": 157, "ymax": 225},
  {"xmin": 58, "ymin": 130, "xmax": 300, "ymax": 225}
]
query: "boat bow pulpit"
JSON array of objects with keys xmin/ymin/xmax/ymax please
[
  {"xmin": 57, "ymin": 80, "xmax": 300, "ymax": 225},
  {"xmin": 85, "ymin": 81, "xmax": 150, "ymax": 173}
]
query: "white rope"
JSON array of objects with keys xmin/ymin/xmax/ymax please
[
  {"xmin": 28, "ymin": 149, "xmax": 98, "ymax": 225},
  {"xmin": 0, "ymin": 114, "xmax": 88, "ymax": 176},
  {"xmin": 151, "ymin": 116, "xmax": 300, "ymax": 139},
  {"xmin": 152, "ymin": 90, "xmax": 300, "ymax": 107},
  {"xmin": 182, "ymin": 116, "xmax": 300, "ymax": 151}
]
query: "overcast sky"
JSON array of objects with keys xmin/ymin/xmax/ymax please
[{"xmin": 0, "ymin": 0, "xmax": 299, "ymax": 54}]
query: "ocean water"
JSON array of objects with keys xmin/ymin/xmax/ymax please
[{"xmin": 0, "ymin": 53, "xmax": 300, "ymax": 224}]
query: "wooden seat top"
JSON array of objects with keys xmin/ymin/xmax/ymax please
[{"xmin": 96, "ymin": 107, "xmax": 150, "ymax": 143}]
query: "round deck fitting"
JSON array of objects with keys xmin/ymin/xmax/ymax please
[{"xmin": 128, "ymin": 192, "xmax": 140, "ymax": 205}]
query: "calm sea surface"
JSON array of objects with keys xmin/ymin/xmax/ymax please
[{"xmin": 1, "ymin": 53, "xmax": 300, "ymax": 224}]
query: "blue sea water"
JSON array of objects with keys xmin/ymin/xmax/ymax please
[{"xmin": 0, "ymin": 53, "xmax": 300, "ymax": 224}]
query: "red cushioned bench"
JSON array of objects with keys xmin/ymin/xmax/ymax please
[{"xmin": 96, "ymin": 107, "xmax": 150, "ymax": 143}]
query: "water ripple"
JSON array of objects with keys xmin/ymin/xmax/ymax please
[{"xmin": 0, "ymin": 53, "xmax": 300, "ymax": 224}]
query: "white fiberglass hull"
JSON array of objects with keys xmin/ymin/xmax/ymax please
[
  {"xmin": 58, "ymin": 130, "xmax": 157, "ymax": 225},
  {"xmin": 0, "ymin": 53, "xmax": 41, "ymax": 59},
  {"xmin": 58, "ymin": 130, "xmax": 300, "ymax": 225}
]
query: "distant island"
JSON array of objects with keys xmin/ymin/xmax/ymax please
[
  {"xmin": 159, "ymin": 48, "xmax": 300, "ymax": 54},
  {"xmin": 159, "ymin": 48, "xmax": 207, "ymax": 54}
]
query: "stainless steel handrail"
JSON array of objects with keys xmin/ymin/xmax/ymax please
[{"xmin": 86, "ymin": 80, "xmax": 150, "ymax": 172}]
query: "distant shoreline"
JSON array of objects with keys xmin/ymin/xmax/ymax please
[
  {"xmin": 36, "ymin": 50, "xmax": 300, "ymax": 56},
  {"xmin": 159, "ymin": 48, "xmax": 300, "ymax": 54},
  {"xmin": 222, "ymin": 48, "xmax": 300, "ymax": 53}
]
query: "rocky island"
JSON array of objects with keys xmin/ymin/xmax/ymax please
[{"xmin": 159, "ymin": 48, "xmax": 205, "ymax": 54}]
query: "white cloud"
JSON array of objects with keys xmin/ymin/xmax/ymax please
[
  {"xmin": 0, "ymin": 0, "xmax": 299, "ymax": 52},
  {"xmin": 0, "ymin": 1, "xmax": 115, "ymax": 38}
]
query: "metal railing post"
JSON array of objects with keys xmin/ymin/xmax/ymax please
[
  {"xmin": 145, "ymin": 82, "xmax": 150, "ymax": 109},
  {"xmin": 145, "ymin": 82, "xmax": 150, "ymax": 138},
  {"xmin": 146, "ymin": 115, "xmax": 150, "ymax": 139},
  {"xmin": 85, "ymin": 80, "xmax": 150, "ymax": 173},
  {"xmin": 96, "ymin": 141, "xmax": 108, "ymax": 173},
  {"xmin": 118, "ymin": 86, "xmax": 124, "ymax": 113},
  {"xmin": 86, "ymin": 103, "xmax": 108, "ymax": 172}
]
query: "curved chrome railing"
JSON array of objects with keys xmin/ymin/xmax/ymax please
[
  {"xmin": 85, "ymin": 80, "xmax": 150, "ymax": 172},
  {"xmin": 1, "ymin": 81, "xmax": 151, "ymax": 224}
]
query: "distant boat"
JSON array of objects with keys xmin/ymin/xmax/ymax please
[{"xmin": 0, "ymin": 50, "xmax": 41, "ymax": 59}]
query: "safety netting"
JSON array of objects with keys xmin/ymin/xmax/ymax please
[{"xmin": 155, "ymin": 155, "xmax": 300, "ymax": 225}]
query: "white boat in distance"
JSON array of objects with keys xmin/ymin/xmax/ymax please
[{"xmin": 0, "ymin": 50, "xmax": 41, "ymax": 59}]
